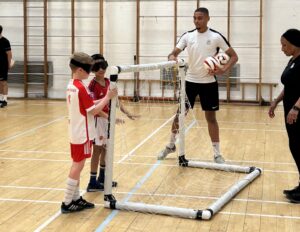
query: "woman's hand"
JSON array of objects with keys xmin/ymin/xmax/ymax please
[
  {"xmin": 268, "ymin": 100, "xmax": 278, "ymax": 118},
  {"xmin": 287, "ymin": 108, "xmax": 299, "ymax": 124}
]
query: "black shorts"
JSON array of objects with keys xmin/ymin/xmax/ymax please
[{"xmin": 185, "ymin": 81, "xmax": 219, "ymax": 111}]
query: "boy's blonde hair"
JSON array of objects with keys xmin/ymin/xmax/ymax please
[{"xmin": 69, "ymin": 52, "xmax": 93, "ymax": 72}]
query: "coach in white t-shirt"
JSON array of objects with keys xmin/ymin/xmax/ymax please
[{"xmin": 158, "ymin": 7, "xmax": 238, "ymax": 164}]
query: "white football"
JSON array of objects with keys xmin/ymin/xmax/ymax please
[
  {"xmin": 203, "ymin": 56, "xmax": 220, "ymax": 71},
  {"xmin": 215, "ymin": 53, "xmax": 230, "ymax": 65}
]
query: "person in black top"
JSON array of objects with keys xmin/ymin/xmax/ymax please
[
  {"xmin": 0, "ymin": 25, "xmax": 12, "ymax": 108},
  {"xmin": 268, "ymin": 28, "xmax": 300, "ymax": 203}
]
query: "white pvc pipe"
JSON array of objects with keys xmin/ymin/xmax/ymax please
[
  {"xmin": 104, "ymin": 201, "xmax": 202, "ymax": 219},
  {"xmin": 104, "ymin": 168, "xmax": 261, "ymax": 220},
  {"xmin": 104, "ymin": 81, "xmax": 118, "ymax": 196},
  {"xmin": 188, "ymin": 160, "xmax": 252, "ymax": 173},
  {"xmin": 179, "ymin": 65, "xmax": 186, "ymax": 157},
  {"xmin": 207, "ymin": 168, "xmax": 261, "ymax": 217},
  {"xmin": 114, "ymin": 60, "xmax": 185, "ymax": 74}
]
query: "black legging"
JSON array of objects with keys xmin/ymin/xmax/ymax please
[{"xmin": 285, "ymin": 118, "xmax": 300, "ymax": 176}]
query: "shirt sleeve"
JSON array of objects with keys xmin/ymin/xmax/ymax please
[
  {"xmin": 88, "ymin": 81, "xmax": 96, "ymax": 100},
  {"xmin": 176, "ymin": 32, "xmax": 188, "ymax": 51},
  {"xmin": 217, "ymin": 34, "xmax": 230, "ymax": 52},
  {"xmin": 4, "ymin": 39, "xmax": 11, "ymax": 52},
  {"xmin": 78, "ymin": 86, "xmax": 95, "ymax": 112}
]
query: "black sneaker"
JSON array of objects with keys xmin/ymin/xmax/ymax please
[
  {"xmin": 98, "ymin": 181, "xmax": 118, "ymax": 188},
  {"xmin": 0, "ymin": 101, "xmax": 7, "ymax": 108},
  {"xmin": 283, "ymin": 185, "xmax": 300, "ymax": 195},
  {"xmin": 286, "ymin": 192, "xmax": 300, "ymax": 203},
  {"xmin": 112, "ymin": 181, "xmax": 118, "ymax": 187},
  {"xmin": 74, "ymin": 197, "xmax": 95, "ymax": 209},
  {"xmin": 87, "ymin": 181, "xmax": 104, "ymax": 192},
  {"xmin": 87, "ymin": 181, "xmax": 118, "ymax": 192},
  {"xmin": 61, "ymin": 201, "xmax": 84, "ymax": 214}
]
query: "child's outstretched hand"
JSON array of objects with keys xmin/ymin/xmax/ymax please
[
  {"xmin": 125, "ymin": 113, "xmax": 140, "ymax": 120},
  {"xmin": 116, "ymin": 118, "xmax": 125, "ymax": 124}
]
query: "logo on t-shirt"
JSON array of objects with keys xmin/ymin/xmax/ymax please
[{"xmin": 207, "ymin": 40, "xmax": 211, "ymax": 45}]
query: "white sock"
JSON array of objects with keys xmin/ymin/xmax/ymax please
[
  {"xmin": 212, "ymin": 142, "xmax": 221, "ymax": 157},
  {"xmin": 167, "ymin": 133, "xmax": 177, "ymax": 148},
  {"xmin": 72, "ymin": 185, "xmax": 80, "ymax": 201},
  {"xmin": 3, "ymin": 95, "xmax": 7, "ymax": 101},
  {"xmin": 0, "ymin": 95, "xmax": 3, "ymax": 101},
  {"xmin": 63, "ymin": 178, "xmax": 78, "ymax": 205}
]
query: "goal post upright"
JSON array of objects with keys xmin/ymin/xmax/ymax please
[
  {"xmin": 104, "ymin": 69, "xmax": 119, "ymax": 204},
  {"xmin": 178, "ymin": 61, "xmax": 186, "ymax": 161}
]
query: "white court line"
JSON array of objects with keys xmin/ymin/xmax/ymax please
[
  {"xmin": 219, "ymin": 211, "xmax": 300, "ymax": 220},
  {"xmin": 34, "ymin": 211, "xmax": 62, "ymax": 232},
  {"xmin": 33, "ymin": 190, "xmax": 87, "ymax": 232},
  {"xmin": 0, "ymin": 114, "xmax": 66, "ymax": 118},
  {"xmin": 0, "ymin": 116, "xmax": 66, "ymax": 145},
  {"xmin": 0, "ymin": 185, "xmax": 65, "ymax": 191},
  {"xmin": 0, "ymin": 157, "xmax": 70, "ymax": 162},
  {"xmin": 0, "ymin": 156, "xmax": 297, "ymax": 174},
  {"xmin": 0, "ymin": 149, "xmax": 68, "ymax": 154},
  {"xmin": 1, "ymin": 197, "xmax": 300, "ymax": 221},
  {"xmin": 193, "ymin": 126, "xmax": 286, "ymax": 132},
  {"xmin": 0, "ymin": 149, "xmax": 296, "ymax": 166},
  {"xmin": 0, "ymin": 185, "xmax": 294, "ymax": 206},
  {"xmin": 117, "ymin": 114, "xmax": 175, "ymax": 163}
]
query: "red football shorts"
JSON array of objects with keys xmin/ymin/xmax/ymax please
[{"xmin": 70, "ymin": 140, "xmax": 93, "ymax": 162}]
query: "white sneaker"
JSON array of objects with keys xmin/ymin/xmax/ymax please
[
  {"xmin": 157, "ymin": 145, "xmax": 176, "ymax": 160},
  {"xmin": 214, "ymin": 154, "xmax": 225, "ymax": 164}
]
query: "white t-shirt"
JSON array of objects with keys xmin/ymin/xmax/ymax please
[
  {"xmin": 66, "ymin": 79, "xmax": 96, "ymax": 144},
  {"xmin": 176, "ymin": 28, "xmax": 230, "ymax": 83}
]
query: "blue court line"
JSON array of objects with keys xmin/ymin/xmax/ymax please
[
  {"xmin": 95, "ymin": 161, "xmax": 161, "ymax": 232},
  {"xmin": 95, "ymin": 119, "xmax": 196, "ymax": 232}
]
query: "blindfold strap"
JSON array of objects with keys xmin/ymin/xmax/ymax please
[
  {"xmin": 70, "ymin": 59, "xmax": 92, "ymax": 74},
  {"xmin": 92, "ymin": 60, "xmax": 108, "ymax": 71}
]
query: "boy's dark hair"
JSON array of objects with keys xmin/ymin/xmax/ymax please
[
  {"xmin": 91, "ymin": 53, "xmax": 108, "ymax": 71},
  {"xmin": 195, "ymin": 7, "xmax": 209, "ymax": 16},
  {"xmin": 0, "ymin": 25, "xmax": 3, "ymax": 34}
]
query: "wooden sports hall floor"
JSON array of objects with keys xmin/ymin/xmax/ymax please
[{"xmin": 0, "ymin": 99, "xmax": 299, "ymax": 232}]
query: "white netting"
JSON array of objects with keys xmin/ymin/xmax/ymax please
[{"xmin": 105, "ymin": 61, "xmax": 257, "ymax": 219}]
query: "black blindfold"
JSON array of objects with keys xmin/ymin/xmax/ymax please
[{"xmin": 70, "ymin": 59, "xmax": 92, "ymax": 74}]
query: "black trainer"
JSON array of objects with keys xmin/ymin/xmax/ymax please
[
  {"xmin": 286, "ymin": 191, "xmax": 300, "ymax": 203},
  {"xmin": 178, "ymin": 155, "xmax": 189, "ymax": 167},
  {"xmin": 283, "ymin": 185, "xmax": 300, "ymax": 195},
  {"xmin": 87, "ymin": 181, "xmax": 104, "ymax": 192},
  {"xmin": 61, "ymin": 201, "xmax": 84, "ymax": 214},
  {"xmin": 87, "ymin": 181, "xmax": 118, "ymax": 192},
  {"xmin": 112, "ymin": 181, "xmax": 118, "ymax": 187},
  {"xmin": 0, "ymin": 101, "xmax": 7, "ymax": 108},
  {"xmin": 74, "ymin": 197, "xmax": 95, "ymax": 209}
]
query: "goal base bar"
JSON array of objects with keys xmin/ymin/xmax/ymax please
[
  {"xmin": 104, "ymin": 201, "xmax": 212, "ymax": 220},
  {"xmin": 104, "ymin": 167, "xmax": 261, "ymax": 220},
  {"xmin": 187, "ymin": 159, "xmax": 257, "ymax": 173}
]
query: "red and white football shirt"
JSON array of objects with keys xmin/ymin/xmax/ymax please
[
  {"xmin": 66, "ymin": 79, "xmax": 96, "ymax": 144},
  {"xmin": 88, "ymin": 77, "xmax": 110, "ymax": 114}
]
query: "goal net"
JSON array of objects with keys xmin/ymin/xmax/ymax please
[{"xmin": 103, "ymin": 60, "xmax": 261, "ymax": 220}]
